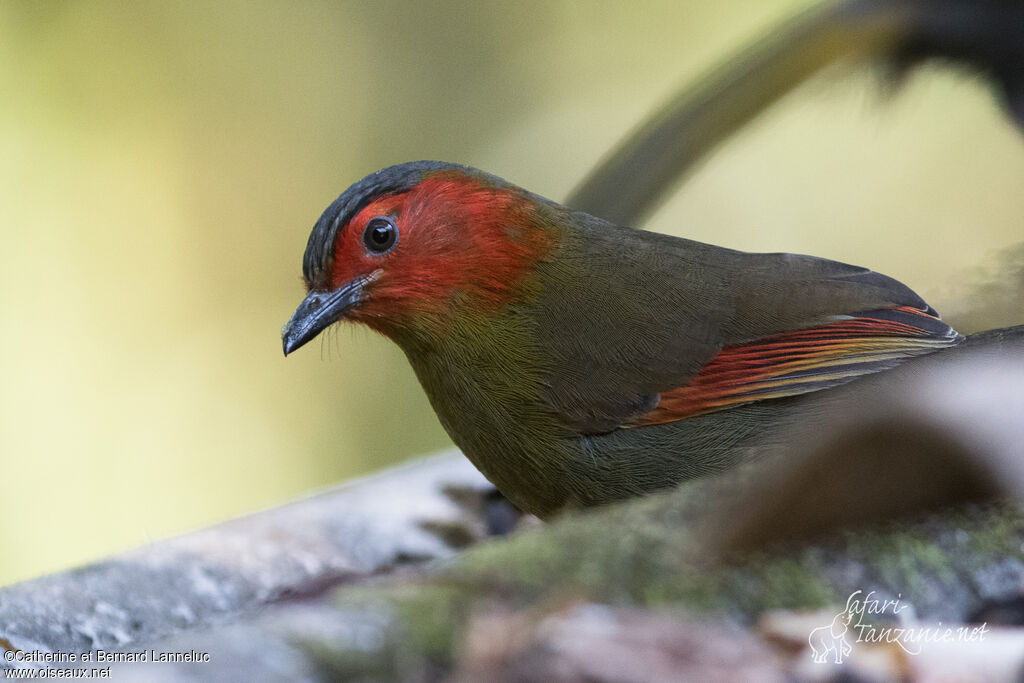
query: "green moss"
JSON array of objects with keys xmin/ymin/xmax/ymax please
[
  {"xmin": 303, "ymin": 638, "xmax": 401, "ymax": 683},
  {"xmin": 448, "ymin": 489, "xmax": 842, "ymax": 617},
  {"xmin": 314, "ymin": 496, "xmax": 1024, "ymax": 677},
  {"xmin": 450, "ymin": 489, "xmax": 696, "ymax": 607},
  {"xmin": 965, "ymin": 504, "xmax": 1024, "ymax": 557},
  {"xmin": 330, "ymin": 583, "xmax": 468, "ymax": 666},
  {"xmin": 296, "ymin": 583, "xmax": 472, "ymax": 680},
  {"xmin": 391, "ymin": 584, "xmax": 467, "ymax": 664},
  {"xmin": 720, "ymin": 553, "xmax": 836, "ymax": 614},
  {"xmin": 846, "ymin": 524, "xmax": 956, "ymax": 593},
  {"xmin": 448, "ymin": 501, "xmax": 1024, "ymax": 623},
  {"xmin": 833, "ymin": 505, "xmax": 1024, "ymax": 601}
]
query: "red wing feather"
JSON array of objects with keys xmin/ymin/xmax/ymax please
[{"xmin": 628, "ymin": 307, "xmax": 961, "ymax": 427}]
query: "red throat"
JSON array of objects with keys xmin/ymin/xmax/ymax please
[{"xmin": 329, "ymin": 173, "xmax": 555, "ymax": 332}]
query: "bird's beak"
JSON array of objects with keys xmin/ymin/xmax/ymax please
[{"xmin": 281, "ymin": 275, "xmax": 373, "ymax": 356}]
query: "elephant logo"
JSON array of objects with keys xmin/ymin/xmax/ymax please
[{"xmin": 808, "ymin": 611, "xmax": 853, "ymax": 664}]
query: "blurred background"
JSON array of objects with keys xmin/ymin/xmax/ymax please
[{"xmin": 1, "ymin": 0, "xmax": 1022, "ymax": 586}]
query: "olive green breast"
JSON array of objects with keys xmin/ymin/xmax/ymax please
[{"xmin": 396, "ymin": 301, "xmax": 583, "ymax": 516}]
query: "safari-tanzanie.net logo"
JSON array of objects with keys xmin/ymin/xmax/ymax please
[{"xmin": 808, "ymin": 590, "xmax": 989, "ymax": 664}]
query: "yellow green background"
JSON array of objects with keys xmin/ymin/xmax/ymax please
[{"xmin": 1, "ymin": 0, "xmax": 1022, "ymax": 586}]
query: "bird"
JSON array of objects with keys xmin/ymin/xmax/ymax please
[{"xmin": 282, "ymin": 161, "xmax": 962, "ymax": 518}]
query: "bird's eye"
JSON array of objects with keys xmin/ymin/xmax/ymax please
[{"xmin": 363, "ymin": 216, "xmax": 398, "ymax": 254}]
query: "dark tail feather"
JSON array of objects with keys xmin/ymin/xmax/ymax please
[{"xmin": 887, "ymin": 0, "xmax": 1024, "ymax": 128}]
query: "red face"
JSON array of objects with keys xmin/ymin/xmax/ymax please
[{"xmin": 325, "ymin": 173, "xmax": 554, "ymax": 334}]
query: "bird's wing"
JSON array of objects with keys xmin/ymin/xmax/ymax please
[
  {"xmin": 624, "ymin": 306, "xmax": 958, "ymax": 426},
  {"xmin": 533, "ymin": 213, "xmax": 961, "ymax": 435}
]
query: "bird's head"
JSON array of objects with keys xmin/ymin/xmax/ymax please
[{"xmin": 282, "ymin": 161, "xmax": 556, "ymax": 354}]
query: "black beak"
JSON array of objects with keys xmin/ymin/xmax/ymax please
[{"xmin": 282, "ymin": 276, "xmax": 371, "ymax": 356}]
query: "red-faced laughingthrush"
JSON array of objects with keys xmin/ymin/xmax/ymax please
[{"xmin": 283, "ymin": 162, "xmax": 961, "ymax": 517}]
